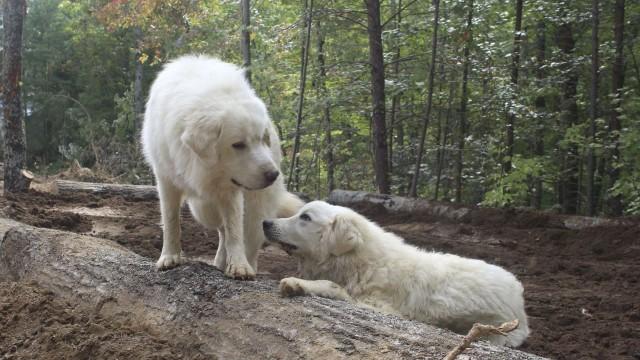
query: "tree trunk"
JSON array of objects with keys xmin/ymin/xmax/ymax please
[
  {"xmin": 454, "ymin": 0, "xmax": 474, "ymax": 203},
  {"xmin": 586, "ymin": 0, "xmax": 600, "ymax": 216},
  {"xmin": 315, "ymin": 20, "xmax": 334, "ymax": 193},
  {"xmin": 388, "ymin": 0, "xmax": 402, "ymax": 178},
  {"xmin": 0, "ymin": 218, "xmax": 544, "ymax": 360},
  {"xmin": 53, "ymin": 180, "xmax": 159, "ymax": 200},
  {"xmin": 503, "ymin": 0, "xmax": 523, "ymax": 174},
  {"xmin": 328, "ymin": 190, "xmax": 631, "ymax": 230},
  {"xmin": 435, "ymin": 82, "xmax": 455, "ymax": 201},
  {"xmin": 2, "ymin": 0, "xmax": 29, "ymax": 194},
  {"xmin": 133, "ymin": 27, "xmax": 144, "ymax": 136},
  {"xmin": 287, "ymin": 0, "xmax": 314, "ymax": 191},
  {"xmin": 532, "ymin": 21, "xmax": 546, "ymax": 209},
  {"xmin": 408, "ymin": 0, "xmax": 441, "ymax": 198},
  {"xmin": 608, "ymin": 0, "xmax": 625, "ymax": 216},
  {"xmin": 365, "ymin": 0, "xmax": 390, "ymax": 194},
  {"xmin": 241, "ymin": 0, "xmax": 251, "ymax": 83},
  {"xmin": 557, "ymin": 21, "xmax": 580, "ymax": 214}
]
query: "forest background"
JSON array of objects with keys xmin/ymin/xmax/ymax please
[{"xmin": 1, "ymin": 0, "xmax": 639, "ymax": 216}]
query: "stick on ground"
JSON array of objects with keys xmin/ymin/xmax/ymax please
[{"xmin": 444, "ymin": 319, "xmax": 520, "ymax": 360}]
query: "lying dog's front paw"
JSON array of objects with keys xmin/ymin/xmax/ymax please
[
  {"xmin": 156, "ymin": 253, "xmax": 184, "ymax": 270},
  {"xmin": 225, "ymin": 261, "xmax": 256, "ymax": 280},
  {"xmin": 279, "ymin": 277, "xmax": 306, "ymax": 297}
]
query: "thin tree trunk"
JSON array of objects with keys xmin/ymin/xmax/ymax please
[
  {"xmin": 532, "ymin": 21, "xmax": 546, "ymax": 209},
  {"xmin": 241, "ymin": 0, "xmax": 251, "ymax": 83},
  {"xmin": 586, "ymin": 0, "xmax": 600, "ymax": 216},
  {"xmin": 365, "ymin": 0, "xmax": 390, "ymax": 194},
  {"xmin": 287, "ymin": 0, "xmax": 314, "ymax": 191},
  {"xmin": 608, "ymin": 0, "xmax": 625, "ymax": 216},
  {"xmin": 454, "ymin": 0, "xmax": 474, "ymax": 203},
  {"xmin": 432, "ymin": 67, "xmax": 446, "ymax": 200},
  {"xmin": 557, "ymin": 21, "xmax": 579, "ymax": 214},
  {"xmin": 133, "ymin": 27, "xmax": 144, "ymax": 136},
  {"xmin": 435, "ymin": 81, "xmax": 456, "ymax": 201},
  {"xmin": 315, "ymin": 19, "xmax": 334, "ymax": 193},
  {"xmin": 388, "ymin": 0, "xmax": 402, "ymax": 178},
  {"xmin": 628, "ymin": 43, "xmax": 640, "ymax": 94},
  {"xmin": 503, "ymin": 0, "xmax": 523, "ymax": 174},
  {"xmin": 2, "ymin": 0, "xmax": 29, "ymax": 194},
  {"xmin": 409, "ymin": 0, "xmax": 440, "ymax": 198}
]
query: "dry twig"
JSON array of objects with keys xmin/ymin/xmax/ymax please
[{"xmin": 443, "ymin": 319, "xmax": 520, "ymax": 360}]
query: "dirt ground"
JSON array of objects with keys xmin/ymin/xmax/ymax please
[{"xmin": 1, "ymin": 189, "xmax": 639, "ymax": 359}]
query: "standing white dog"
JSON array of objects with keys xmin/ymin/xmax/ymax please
[
  {"xmin": 263, "ymin": 201, "xmax": 530, "ymax": 347},
  {"xmin": 142, "ymin": 55, "xmax": 303, "ymax": 279}
]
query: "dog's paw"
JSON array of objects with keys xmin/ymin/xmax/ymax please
[
  {"xmin": 225, "ymin": 261, "xmax": 256, "ymax": 280},
  {"xmin": 279, "ymin": 277, "xmax": 306, "ymax": 297},
  {"xmin": 156, "ymin": 253, "xmax": 184, "ymax": 270}
]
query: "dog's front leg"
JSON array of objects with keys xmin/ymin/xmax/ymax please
[
  {"xmin": 279, "ymin": 278, "xmax": 353, "ymax": 302},
  {"xmin": 156, "ymin": 178, "xmax": 184, "ymax": 270},
  {"xmin": 213, "ymin": 229, "xmax": 226, "ymax": 270},
  {"xmin": 220, "ymin": 191, "xmax": 256, "ymax": 280}
]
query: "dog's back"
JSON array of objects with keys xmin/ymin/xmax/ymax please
[{"xmin": 343, "ymin": 212, "xmax": 530, "ymax": 347}]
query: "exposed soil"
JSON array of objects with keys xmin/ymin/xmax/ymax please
[
  {"xmin": 0, "ymin": 281, "xmax": 200, "ymax": 360},
  {"xmin": 1, "ymin": 189, "xmax": 639, "ymax": 359}
]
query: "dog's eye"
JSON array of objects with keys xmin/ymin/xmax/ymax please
[
  {"xmin": 300, "ymin": 213, "xmax": 311, "ymax": 222},
  {"xmin": 232, "ymin": 142, "xmax": 246, "ymax": 150}
]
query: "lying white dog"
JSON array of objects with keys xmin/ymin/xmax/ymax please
[
  {"xmin": 142, "ymin": 55, "xmax": 303, "ymax": 279},
  {"xmin": 263, "ymin": 201, "xmax": 530, "ymax": 347}
]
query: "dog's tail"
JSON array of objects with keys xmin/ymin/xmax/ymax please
[
  {"xmin": 277, "ymin": 191, "xmax": 306, "ymax": 218},
  {"xmin": 503, "ymin": 284, "xmax": 530, "ymax": 347}
]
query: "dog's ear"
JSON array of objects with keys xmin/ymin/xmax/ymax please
[
  {"xmin": 326, "ymin": 214, "xmax": 363, "ymax": 256},
  {"xmin": 181, "ymin": 115, "xmax": 223, "ymax": 159}
]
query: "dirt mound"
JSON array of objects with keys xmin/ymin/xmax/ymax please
[
  {"xmin": 1, "ymin": 192, "xmax": 92, "ymax": 232},
  {"xmin": 0, "ymin": 281, "xmax": 205, "ymax": 360},
  {"xmin": 1, "ymin": 189, "xmax": 639, "ymax": 359}
]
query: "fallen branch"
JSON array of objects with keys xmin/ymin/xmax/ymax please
[
  {"xmin": 53, "ymin": 179, "xmax": 158, "ymax": 200},
  {"xmin": 0, "ymin": 218, "xmax": 544, "ymax": 359},
  {"xmin": 328, "ymin": 189, "xmax": 633, "ymax": 230},
  {"xmin": 328, "ymin": 189, "xmax": 472, "ymax": 222},
  {"xmin": 52, "ymin": 180, "xmax": 310, "ymax": 203},
  {"xmin": 444, "ymin": 319, "xmax": 520, "ymax": 360}
]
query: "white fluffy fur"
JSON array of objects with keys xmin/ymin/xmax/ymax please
[
  {"xmin": 142, "ymin": 55, "xmax": 303, "ymax": 279},
  {"xmin": 264, "ymin": 201, "xmax": 530, "ymax": 347}
]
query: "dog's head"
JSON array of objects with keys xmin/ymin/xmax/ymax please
[
  {"xmin": 181, "ymin": 98, "xmax": 280, "ymax": 190},
  {"xmin": 263, "ymin": 201, "xmax": 364, "ymax": 262}
]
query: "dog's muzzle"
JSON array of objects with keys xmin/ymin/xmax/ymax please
[{"xmin": 262, "ymin": 220, "xmax": 297, "ymax": 254}]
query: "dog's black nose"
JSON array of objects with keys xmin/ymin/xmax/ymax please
[
  {"xmin": 264, "ymin": 170, "xmax": 280, "ymax": 184},
  {"xmin": 263, "ymin": 220, "xmax": 274, "ymax": 231}
]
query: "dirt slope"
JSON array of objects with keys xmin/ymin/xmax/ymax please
[{"xmin": 1, "ymin": 190, "xmax": 639, "ymax": 359}]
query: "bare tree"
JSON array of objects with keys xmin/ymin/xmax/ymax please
[
  {"xmin": 434, "ymin": 80, "xmax": 456, "ymax": 201},
  {"xmin": 503, "ymin": 0, "xmax": 523, "ymax": 174},
  {"xmin": 557, "ymin": 20, "xmax": 579, "ymax": 214},
  {"xmin": 365, "ymin": 0, "xmax": 390, "ymax": 194},
  {"xmin": 408, "ymin": 0, "xmax": 440, "ymax": 198},
  {"xmin": 608, "ymin": 0, "xmax": 625, "ymax": 216},
  {"xmin": 315, "ymin": 19, "xmax": 334, "ymax": 193},
  {"xmin": 133, "ymin": 27, "xmax": 144, "ymax": 135},
  {"xmin": 586, "ymin": 0, "xmax": 599, "ymax": 216},
  {"xmin": 388, "ymin": 0, "xmax": 402, "ymax": 177},
  {"xmin": 2, "ymin": 0, "xmax": 29, "ymax": 194},
  {"xmin": 241, "ymin": 0, "xmax": 251, "ymax": 83},
  {"xmin": 454, "ymin": 0, "xmax": 474, "ymax": 203},
  {"xmin": 531, "ymin": 20, "xmax": 546, "ymax": 209},
  {"xmin": 287, "ymin": 0, "xmax": 314, "ymax": 191}
]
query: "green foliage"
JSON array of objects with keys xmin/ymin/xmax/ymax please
[
  {"xmin": 482, "ymin": 155, "xmax": 547, "ymax": 207},
  {"xmin": 12, "ymin": 0, "xmax": 640, "ymax": 214}
]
